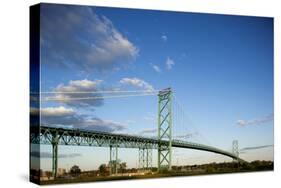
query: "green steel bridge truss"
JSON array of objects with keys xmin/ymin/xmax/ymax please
[{"xmin": 31, "ymin": 126, "xmax": 245, "ymax": 177}]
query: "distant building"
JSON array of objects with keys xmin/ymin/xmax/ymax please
[{"xmin": 57, "ymin": 168, "xmax": 66, "ymax": 176}]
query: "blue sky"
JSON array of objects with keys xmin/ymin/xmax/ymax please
[{"xmin": 31, "ymin": 4, "xmax": 273, "ymax": 171}]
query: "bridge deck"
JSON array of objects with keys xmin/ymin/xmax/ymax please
[{"xmin": 31, "ymin": 126, "xmax": 245, "ymax": 162}]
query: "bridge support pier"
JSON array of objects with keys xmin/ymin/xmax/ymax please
[
  {"xmin": 138, "ymin": 148, "xmax": 152, "ymax": 171},
  {"xmin": 109, "ymin": 145, "xmax": 118, "ymax": 175},
  {"xmin": 232, "ymin": 140, "xmax": 239, "ymax": 162},
  {"xmin": 51, "ymin": 132, "xmax": 59, "ymax": 178},
  {"xmin": 158, "ymin": 88, "xmax": 172, "ymax": 172}
]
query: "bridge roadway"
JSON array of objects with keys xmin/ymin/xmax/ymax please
[{"xmin": 31, "ymin": 126, "xmax": 245, "ymax": 163}]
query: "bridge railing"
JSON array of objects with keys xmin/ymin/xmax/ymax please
[{"xmin": 31, "ymin": 126, "xmax": 246, "ymax": 162}]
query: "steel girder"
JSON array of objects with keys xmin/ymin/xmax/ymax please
[
  {"xmin": 157, "ymin": 88, "xmax": 173, "ymax": 171},
  {"xmin": 31, "ymin": 126, "xmax": 158, "ymax": 149},
  {"xmin": 138, "ymin": 147, "xmax": 152, "ymax": 170}
]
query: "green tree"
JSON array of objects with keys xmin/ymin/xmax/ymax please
[
  {"xmin": 99, "ymin": 164, "xmax": 107, "ymax": 175},
  {"xmin": 70, "ymin": 165, "xmax": 81, "ymax": 177}
]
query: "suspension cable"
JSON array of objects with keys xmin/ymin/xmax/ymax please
[
  {"xmin": 41, "ymin": 93, "xmax": 158, "ymax": 102},
  {"xmin": 173, "ymin": 94, "xmax": 212, "ymax": 145},
  {"xmin": 31, "ymin": 89, "xmax": 160, "ymax": 94}
]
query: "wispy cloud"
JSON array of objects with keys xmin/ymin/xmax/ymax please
[
  {"xmin": 240, "ymin": 145, "xmax": 273, "ymax": 151},
  {"xmin": 150, "ymin": 63, "xmax": 161, "ymax": 73},
  {"xmin": 41, "ymin": 4, "xmax": 138, "ymax": 72},
  {"xmin": 161, "ymin": 35, "xmax": 167, "ymax": 42},
  {"xmin": 166, "ymin": 57, "xmax": 175, "ymax": 70},
  {"xmin": 237, "ymin": 113, "xmax": 273, "ymax": 126},
  {"xmin": 119, "ymin": 77, "xmax": 154, "ymax": 91},
  {"xmin": 143, "ymin": 113, "xmax": 157, "ymax": 123},
  {"xmin": 144, "ymin": 116, "xmax": 156, "ymax": 122}
]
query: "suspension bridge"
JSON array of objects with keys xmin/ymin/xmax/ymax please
[{"xmin": 30, "ymin": 88, "xmax": 246, "ymax": 177}]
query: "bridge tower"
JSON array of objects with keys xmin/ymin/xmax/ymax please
[
  {"xmin": 138, "ymin": 147, "xmax": 152, "ymax": 171},
  {"xmin": 157, "ymin": 88, "xmax": 173, "ymax": 171},
  {"xmin": 109, "ymin": 145, "xmax": 118, "ymax": 175},
  {"xmin": 232, "ymin": 140, "xmax": 239, "ymax": 162},
  {"xmin": 51, "ymin": 131, "xmax": 59, "ymax": 178}
]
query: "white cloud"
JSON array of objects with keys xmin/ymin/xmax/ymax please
[
  {"xmin": 41, "ymin": 4, "xmax": 138, "ymax": 71},
  {"xmin": 119, "ymin": 77, "xmax": 154, "ymax": 91},
  {"xmin": 150, "ymin": 64, "xmax": 161, "ymax": 73},
  {"xmin": 31, "ymin": 106, "xmax": 75, "ymax": 117},
  {"xmin": 161, "ymin": 35, "xmax": 167, "ymax": 42},
  {"xmin": 41, "ymin": 106, "xmax": 75, "ymax": 117},
  {"xmin": 166, "ymin": 57, "xmax": 175, "ymax": 70},
  {"xmin": 143, "ymin": 113, "xmax": 157, "ymax": 122},
  {"xmin": 237, "ymin": 113, "xmax": 273, "ymax": 126},
  {"xmin": 69, "ymin": 79, "xmax": 103, "ymax": 89},
  {"xmin": 55, "ymin": 79, "xmax": 103, "ymax": 92},
  {"xmin": 51, "ymin": 79, "xmax": 104, "ymax": 107}
]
